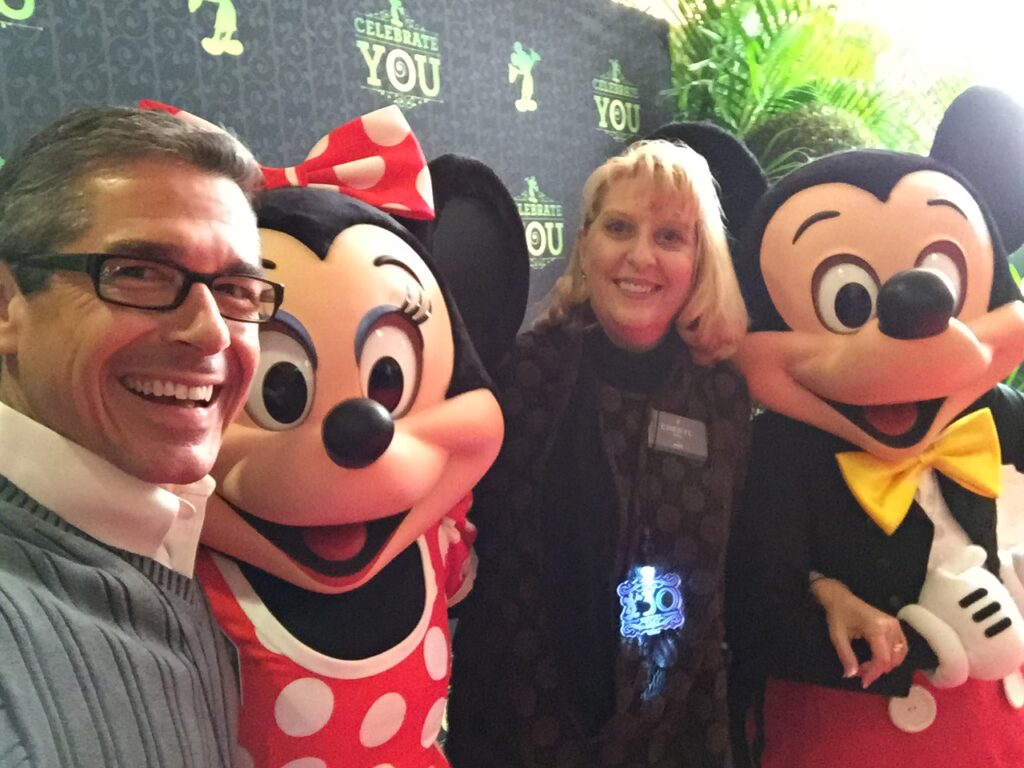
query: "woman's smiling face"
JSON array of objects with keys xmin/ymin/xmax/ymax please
[{"xmin": 581, "ymin": 176, "xmax": 698, "ymax": 352}]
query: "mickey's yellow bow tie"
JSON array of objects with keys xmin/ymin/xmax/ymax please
[{"xmin": 835, "ymin": 408, "xmax": 1002, "ymax": 535}]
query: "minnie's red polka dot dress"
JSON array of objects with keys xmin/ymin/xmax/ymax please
[{"xmin": 196, "ymin": 507, "xmax": 475, "ymax": 768}]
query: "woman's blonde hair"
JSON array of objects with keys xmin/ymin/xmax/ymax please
[{"xmin": 538, "ymin": 139, "xmax": 748, "ymax": 364}]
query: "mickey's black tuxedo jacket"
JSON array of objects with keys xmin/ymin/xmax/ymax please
[{"xmin": 727, "ymin": 384, "xmax": 1024, "ymax": 699}]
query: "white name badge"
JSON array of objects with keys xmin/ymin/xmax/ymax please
[{"xmin": 647, "ymin": 410, "xmax": 708, "ymax": 462}]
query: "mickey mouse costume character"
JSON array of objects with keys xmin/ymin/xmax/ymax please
[
  {"xmin": 726, "ymin": 87, "xmax": 1024, "ymax": 768},
  {"xmin": 144, "ymin": 101, "xmax": 528, "ymax": 768}
]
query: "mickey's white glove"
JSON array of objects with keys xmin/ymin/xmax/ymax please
[{"xmin": 899, "ymin": 545, "xmax": 1024, "ymax": 687}]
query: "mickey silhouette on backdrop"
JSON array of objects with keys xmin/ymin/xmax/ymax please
[
  {"xmin": 143, "ymin": 101, "xmax": 528, "ymax": 768},
  {"xmin": 726, "ymin": 87, "xmax": 1024, "ymax": 767}
]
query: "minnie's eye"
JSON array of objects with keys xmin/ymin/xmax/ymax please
[
  {"xmin": 246, "ymin": 331, "xmax": 315, "ymax": 430},
  {"xmin": 358, "ymin": 313, "xmax": 423, "ymax": 417},
  {"xmin": 813, "ymin": 256, "xmax": 880, "ymax": 334},
  {"xmin": 916, "ymin": 241, "xmax": 966, "ymax": 314}
]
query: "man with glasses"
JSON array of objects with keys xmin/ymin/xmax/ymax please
[{"xmin": 0, "ymin": 106, "xmax": 283, "ymax": 767}]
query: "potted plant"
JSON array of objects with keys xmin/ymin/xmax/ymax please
[{"xmin": 665, "ymin": 0, "xmax": 957, "ymax": 179}]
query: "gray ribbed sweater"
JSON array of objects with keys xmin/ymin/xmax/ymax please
[{"xmin": 0, "ymin": 477, "xmax": 239, "ymax": 767}]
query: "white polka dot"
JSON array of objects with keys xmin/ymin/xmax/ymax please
[
  {"xmin": 305, "ymin": 133, "xmax": 330, "ymax": 160},
  {"xmin": 281, "ymin": 759, "xmax": 326, "ymax": 768},
  {"xmin": 416, "ymin": 166, "xmax": 434, "ymax": 211},
  {"xmin": 254, "ymin": 626, "xmax": 282, "ymax": 655},
  {"xmin": 234, "ymin": 745, "xmax": 254, "ymax": 768},
  {"xmin": 360, "ymin": 692, "xmax": 407, "ymax": 748},
  {"xmin": 381, "ymin": 202, "xmax": 411, "ymax": 212},
  {"xmin": 333, "ymin": 156, "xmax": 386, "ymax": 190},
  {"xmin": 420, "ymin": 697, "xmax": 447, "ymax": 748},
  {"xmin": 372, "ymin": 765, "xmax": 396, "ymax": 768},
  {"xmin": 362, "ymin": 106, "xmax": 411, "ymax": 147},
  {"xmin": 274, "ymin": 678, "xmax": 334, "ymax": 737},
  {"xmin": 423, "ymin": 626, "xmax": 448, "ymax": 681}
]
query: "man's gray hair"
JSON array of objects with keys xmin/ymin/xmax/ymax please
[{"xmin": 0, "ymin": 106, "xmax": 262, "ymax": 290}]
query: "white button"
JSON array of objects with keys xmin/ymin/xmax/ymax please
[
  {"xmin": 1003, "ymin": 670, "xmax": 1024, "ymax": 709},
  {"xmin": 888, "ymin": 685, "xmax": 937, "ymax": 733}
]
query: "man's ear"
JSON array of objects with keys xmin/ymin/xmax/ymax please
[{"xmin": 0, "ymin": 263, "xmax": 24, "ymax": 355}]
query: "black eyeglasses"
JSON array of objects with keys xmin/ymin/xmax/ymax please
[{"xmin": 12, "ymin": 253, "xmax": 284, "ymax": 323}]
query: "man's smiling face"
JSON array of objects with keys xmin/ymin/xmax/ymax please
[{"xmin": 0, "ymin": 157, "xmax": 261, "ymax": 484}]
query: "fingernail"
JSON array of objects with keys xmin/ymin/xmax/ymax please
[{"xmin": 844, "ymin": 668, "xmax": 856, "ymax": 678}]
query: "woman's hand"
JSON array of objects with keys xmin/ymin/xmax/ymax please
[{"xmin": 810, "ymin": 576, "xmax": 909, "ymax": 688}]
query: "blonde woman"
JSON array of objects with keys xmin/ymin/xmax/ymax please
[{"xmin": 448, "ymin": 132, "xmax": 759, "ymax": 767}]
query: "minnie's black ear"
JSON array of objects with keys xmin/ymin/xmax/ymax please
[
  {"xmin": 644, "ymin": 121, "xmax": 768, "ymax": 237},
  {"xmin": 931, "ymin": 86, "xmax": 1024, "ymax": 254},
  {"xmin": 405, "ymin": 154, "xmax": 529, "ymax": 376}
]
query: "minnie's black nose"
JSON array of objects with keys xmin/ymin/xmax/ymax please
[
  {"xmin": 322, "ymin": 398, "xmax": 394, "ymax": 469},
  {"xmin": 876, "ymin": 269, "xmax": 955, "ymax": 340}
]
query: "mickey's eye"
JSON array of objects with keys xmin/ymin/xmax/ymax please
[
  {"xmin": 358, "ymin": 313, "xmax": 423, "ymax": 418},
  {"xmin": 246, "ymin": 331, "xmax": 315, "ymax": 430},
  {"xmin": 916, "ymin": 240, "xmax": 966, "ymax": 314},
  {"xmin": 812, "ymin": 255, "xmax": 880, "ymax": 334}
]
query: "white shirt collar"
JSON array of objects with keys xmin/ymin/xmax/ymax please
[{"xmin": 0, "ymin": 401, "xmax": 213, "ymax": 576}]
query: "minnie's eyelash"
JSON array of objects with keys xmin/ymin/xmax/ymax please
[{"xmin": 399, "ymin": 283, "xmax": 431, "ymax": 325}]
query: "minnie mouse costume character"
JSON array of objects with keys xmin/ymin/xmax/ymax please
[
  {"xmin": 144, "ymin": 101, "xmax": 528, "ymax": 767},
  {"xmin": 726, "ymin": 87, "xmax": 1024, "ymax": 768}
]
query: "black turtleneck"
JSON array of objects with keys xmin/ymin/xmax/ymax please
[
  {"xmin": 540, "ymin": 326, "xmax": 678, "ymax": 735},
  {"xmin": 586, "ymin": 324, "xmax": 677, "ymax": 392}
]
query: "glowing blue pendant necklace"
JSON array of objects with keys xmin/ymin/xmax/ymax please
[
  {"xmin": 617, "ymin": 565, "xmax": 685, "ymax": 638},
  {"xmin": 616, "ymin": 563, "xmax": 685, "ymax": 700}
]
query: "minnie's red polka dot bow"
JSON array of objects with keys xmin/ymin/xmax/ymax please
[{"xmin": 138, "ymin": 100, "xmax": 435, "ymax": 221}]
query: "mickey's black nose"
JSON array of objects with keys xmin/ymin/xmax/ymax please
[
  {"xmin": 322, "ymin": 398, "xmax": 394, "ymax": 469},
  {"xmin": 876, "ymin": 269, "xmax": 955, "ymax": 340}
]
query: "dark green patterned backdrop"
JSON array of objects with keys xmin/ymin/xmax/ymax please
[{"xmin": 0, "ymin": 0, "xmax": 673, "ymax": 318}]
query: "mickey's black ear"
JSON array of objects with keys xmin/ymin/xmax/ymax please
[
  {"xmin": 931, "ymin": 86, "xmax": 1024, "ymax": 254},
  {"xmin": 644, "ymin": 121, "xmax": 767, "ymax": 236},
  {"xmin": 407, "ymin": 155, "xmax": 529, "ymax": 376}
]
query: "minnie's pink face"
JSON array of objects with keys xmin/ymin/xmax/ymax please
[{"xmin": 203, "ymin": 224, "xmax": 502, "ymax": 593}]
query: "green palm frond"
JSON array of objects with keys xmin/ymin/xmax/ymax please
[{"xmin": 665, "ymin": 0, "xmax": 956, "ymax": 177}]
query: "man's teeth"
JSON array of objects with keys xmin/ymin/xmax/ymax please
[{"xmin": 123, "ymin": 378, "xmax": 214, "ymax": 403}]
